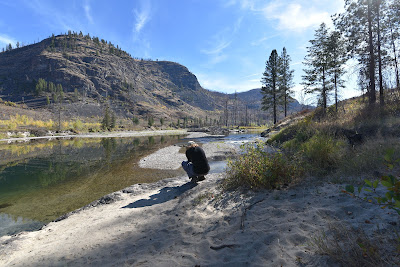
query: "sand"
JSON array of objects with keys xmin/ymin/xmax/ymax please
[{"xmin": 0, "ymin": 137, "xmax": 399, "ymax": 266}]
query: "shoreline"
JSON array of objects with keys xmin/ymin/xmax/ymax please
[
  {"xmin": 0, "ymin": 138, "xmax": 399, "ymax": 266},
  {"xmin": 0, "ymin": 129, "xmax": 199, "ymax": 143}
]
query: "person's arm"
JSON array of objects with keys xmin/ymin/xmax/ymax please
[{"xmin": 185, "ymin": 149, "xmax": 192, "ymax": 162}]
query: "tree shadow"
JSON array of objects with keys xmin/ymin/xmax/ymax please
[{"xmin": 122, "ymin": 182, "xmax": 198, "ymax": 208}]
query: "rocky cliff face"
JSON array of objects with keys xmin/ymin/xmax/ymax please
[
  {"xmin": 0, "ymin": 34, "xmax": 226, "ymax": 120},
  {"xmin": 0, "ymin": 33, "xmax": 302, "ymax": 123}
]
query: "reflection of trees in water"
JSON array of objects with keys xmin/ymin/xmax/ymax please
[
  {"xmin": 133, "ymin": 138, "xmax": 140, "ymax": 146},
  {"xmin": 148, "ymin": 136, "xmax": 155, "ymax": 145},
  {"xmin": 101, "ymin": 138, "xmax": 117, "ymax": 162},
  {"xmin": 0, "ymin": 135, "xmax": 183, "ymax": 194}
]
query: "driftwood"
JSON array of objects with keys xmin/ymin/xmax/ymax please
[
  {"xmin": 210, "ymin": 244, "xmax": 238, "ymax": 250},
  {"xmin": 240, "ymin": 198, "xmax": 266, "ymax": 231}
]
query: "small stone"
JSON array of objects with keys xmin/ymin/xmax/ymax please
[{"xmin": 347, "ymin": 211, "xmax": 353, "ymax": 215}]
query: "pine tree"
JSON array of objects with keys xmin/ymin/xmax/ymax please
[
  {"xmin": 387, "ymin": 0, "xmax": 400, "ymax": 90},
  {"xmin": 278, "ymin": 47, "xmax": 294, "ymax": 117},
  {"xmin": 302, "ymin": 23, "xmax": 332, "ymax": 112},
  {"xmin": 148, "ymin": 117, "xmax": 154, "ymax": 127},
  {"xmin": 334, "ymin": 0, "xmax": 381, "ymax": 105},
  {"xmin": 261, "ymin": 49, "xmax": 280, "ymax": 124},
  {"xmin": 102, "ymin": 107, "xmax": 111, "ymax": 130},
  {"xmin": 327, "ymin": 31, "xmax": 347, "ymax": 112}
]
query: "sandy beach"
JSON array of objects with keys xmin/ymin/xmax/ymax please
[{"xmin": 0, "ymin": 134, "xmax": 399, "ymax": 266}]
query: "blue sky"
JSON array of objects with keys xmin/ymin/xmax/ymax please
[{"xmin": 0, "ymin": 0, "xmax": 360, "ymax": 103}]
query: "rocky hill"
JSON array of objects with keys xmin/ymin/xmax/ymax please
[{"xmin": 0, "ymin": 32, "xmax": 302, "ymax": 125}]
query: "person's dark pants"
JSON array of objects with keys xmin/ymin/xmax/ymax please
[{"xmin": 182, "ymin": 161, "xmax": 196, "ymax": 178}]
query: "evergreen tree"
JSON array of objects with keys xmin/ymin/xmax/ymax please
[
  {"xmin": 261, "ymin": 49, "xmax": 280, "ymax": 124},
  {"xmin": 302, "ymin": 23, "xmax": 332, "ymax": 112},
  {"xmin": 387, "ymin": 0, "xmax": 400, "ymax": 90},
  {"xmin": 35, "ymin": 78, "xmax": 47, "ymax": 95},
  {"xmin": 327, "ymin": 31, "xmax": 347, "ymax": 112},
  {"xmin": 102, "ymin": 107, "xmax": 111, "ymax": 130},
  {"xmin": 334, "ymin": 0, "xmax": 381, "ymax": 105},
  {"xmin": 278, "ymin": 47, "xmax": 294, "ymax": 117},
  {"xmin": 148, "ymin": 117, "xmax": 154, "ymax": 127},
  {"xmin": 110, "ymin": 113, "xmax": 116, "ymax": 129}
]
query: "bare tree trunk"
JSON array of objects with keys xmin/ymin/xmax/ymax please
[
  {"xmin": 389, "ymin": 16, "xmax": 400, "ymax": 91},
  {"xmin": 335, "ymin": 73, "xmax": 338, "ymax": 112},
  {"xmin": 368, "ymin": 0, "xmax": 376, "ymax": 105},
  {"xmin": 376, "ymin": 0, "xmax": 384, "ymax": 106}
]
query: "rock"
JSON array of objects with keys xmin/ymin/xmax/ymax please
[{"xmin": 261, "ymin": 129, "xmax": 271, "ymax": 137}]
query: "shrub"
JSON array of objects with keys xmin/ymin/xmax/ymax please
[
  {"xmin": 4, "ymin": 101, "xmax": 17, "ymax": 107},
  {"xmin": 301, "ymin": 134, "xmax": 345, "ymax": 174},
  {"xmin": 72, "ymin": 119, "xmax": 84, "ymax": 132},
  {"xmin": 223, "ymin": 143, "xmax": 303, "ymax": 190},
  {"xmin": 344, "ymin": 149, "xmax": 400, "ymax": 215},
  {"xmin": 267, "ymin": 119, "xmax": 314, "ymax": 145}
]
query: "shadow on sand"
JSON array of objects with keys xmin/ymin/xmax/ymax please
[{"xmin": 122, "ymin": 182, "xmax": 198, "ymax": 208}]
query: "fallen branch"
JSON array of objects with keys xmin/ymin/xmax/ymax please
[{"xmin": 210, "ymin": 244, "xmax": 238, "ymax": 250}]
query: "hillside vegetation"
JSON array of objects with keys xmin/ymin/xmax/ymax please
[{"xmin": 224, "ymin": 91, "xmax": 400, "ymax": 189}]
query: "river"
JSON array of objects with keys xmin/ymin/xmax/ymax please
[{"xmin": 0, "ymin": 132, "xmax": 260, "ymax": 237}]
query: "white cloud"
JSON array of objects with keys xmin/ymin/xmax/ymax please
[
  {"xmin": 0, "ymin": 34, "xmax": 16, "ymax": 46},
  {"xmin": 133, "ymin": 0, "xmax": 151, "ymax": 34},
  {"xmin": 262, "ymin": 2, "xmax": 332, "ymax": 31},
  {"xmin": 201, "ymin": 17, "xmax": 242, "ymax": 66},
  {"xmin": 201, "ymin": 40, "xmax": 232, "ymax": 55},
  {"xmin": 228, "ymin": 0, "xmax": 344, "ymax": 32},
  {"xmin": 83, "ymin": 0, "xmax": 94, "ymax": 24}
]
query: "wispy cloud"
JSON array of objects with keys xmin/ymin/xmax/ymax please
[
  {"xmin": 228, "ymin": 0, "xmax": 344, "ymax": 32},
  {"xmin": 250, "ymin": 33, "xmax": 282, "ymax": 46},
  {"xmin": 23, "ymin": 0, "xmax": 84, "ymax": 32},
  {"xmin": 83, "ymin": 0, "xmax": 94, "ymax": 24},
  {"xmin": 262, "ymin": 2, "xmax": 332, "ymax": 31},
  {"xmin": 133, "ymin": 0, "xmax": 151, "ymax": 35},
  {"xmin": 201, "ymin": 40, "xmax": 232, "ymax": 55},
  {"xmin": 201, "ymin": 17, "xmax": 242, "ymax": 66},
  {"xmin": 0, "ymin": 34, "xmax": 16, "ymax": 46},
  {"xmin": 223, "ymin": 0, "xmax": 255, "ymax": 10}
]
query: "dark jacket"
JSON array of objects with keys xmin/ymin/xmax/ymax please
[{"xmin": 185, "ymin": 146, "xmax": 210, "ymax": 175}]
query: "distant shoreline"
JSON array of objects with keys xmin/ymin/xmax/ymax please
[{"xmin": 0, "ymin": 129, "xmax": 194, "ymax": 143}]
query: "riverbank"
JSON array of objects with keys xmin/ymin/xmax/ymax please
[
  {"xmin": 0, "ymin": 129, "xmax": 193, "ymax": 143},
  {"xmin": 0, "ymin": 139, "xmax": 399, "ymax": 266}
]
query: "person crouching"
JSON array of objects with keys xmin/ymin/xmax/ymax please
[{"xmin": 182, "ymin": 141, "xmax": 210, "ymax": 183}]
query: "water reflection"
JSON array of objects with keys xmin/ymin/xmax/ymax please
[{"xmin": 0, "ymin": 135, "xmax": 184, "ymax": 236}]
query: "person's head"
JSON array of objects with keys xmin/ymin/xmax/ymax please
[{"xmin": 186, "ymin": 141, "xmax": 198, "ymax": 149}]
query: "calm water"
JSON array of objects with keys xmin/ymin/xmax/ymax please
[{"xmin": 0, "ymin": 132, "xmax": 260, "ymax": 237}]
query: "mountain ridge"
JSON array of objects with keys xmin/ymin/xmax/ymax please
[{"xmin": 0, "ymin": 33, "xmax": 302, "ymax": 125}]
